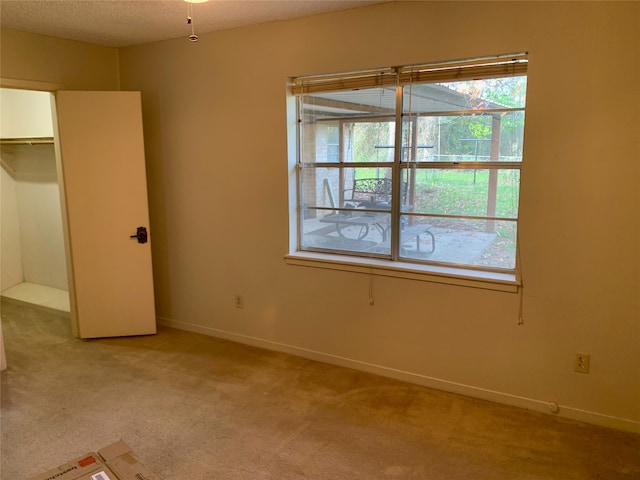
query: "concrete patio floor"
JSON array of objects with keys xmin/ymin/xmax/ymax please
[{"xmin": 302, "ymin": 218, "xmax": 501, "ymax": 267}]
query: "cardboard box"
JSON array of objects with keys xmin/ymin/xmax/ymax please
[{"xmin": 29, "ymin": 440, "xmax": 158, "ymax": 480}]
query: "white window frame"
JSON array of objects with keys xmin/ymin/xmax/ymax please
[{"xmin": 286, "ymin": 54, "xmax": 527, "ymax": 291}]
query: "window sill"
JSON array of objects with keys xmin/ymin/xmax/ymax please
[{"xmin": 284, "ymin": 251, "xmax": 520, "ymax": 292}]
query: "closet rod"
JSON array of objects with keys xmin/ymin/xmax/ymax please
[{"xmin": 0, "ymin": 137, "xmax": 54, "ymax": 145}]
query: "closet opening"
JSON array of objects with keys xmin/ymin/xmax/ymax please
[{"xmin": 0, "ymin": 88, "xmax": 70, "ymax": 314}]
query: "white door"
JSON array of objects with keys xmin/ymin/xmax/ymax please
[{"xmin": 54, "ymin": 91, "xmax": 156, "ymax": 338}]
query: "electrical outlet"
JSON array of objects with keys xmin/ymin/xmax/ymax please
[
  {"xmin": 574, "ymin": 353, "xmax": 590, "ymax": 374},
  {"xmin": 234, "ymin": 295, "xmax": 244, "ymax": 309}
]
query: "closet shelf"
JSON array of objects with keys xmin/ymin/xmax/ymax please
[{"xmin": 1, "ymin": 137, "xmax": 54, "ymax": 145}]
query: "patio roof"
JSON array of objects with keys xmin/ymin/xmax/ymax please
[{"xmin": 303, "ymin": 83, "xmax": 507, "ymax": 119}]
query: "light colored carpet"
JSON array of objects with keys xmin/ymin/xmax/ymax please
[{"xmin": 1, "ymin": 299, "xmax": 639, "ymax": 479}]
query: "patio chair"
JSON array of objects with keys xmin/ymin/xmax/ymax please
[{"xmin": 343, "ymin": 178, "xmax": 407, "ymax": 210}]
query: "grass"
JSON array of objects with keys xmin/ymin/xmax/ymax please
[
  {"xmin": 354, "ymin": 168, "xmax": 520, "ymax": 221},
  {"xmin": 415, "ymin": 169, "xmax": 519, "ymax": 216}
]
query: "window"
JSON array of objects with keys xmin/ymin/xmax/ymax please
[{"xmin": 292, "ymin": 54, "xmax": 527, "ymax": 275}]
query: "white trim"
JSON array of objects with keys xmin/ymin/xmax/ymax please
[
  {"xmin": 158, "ymin": 316, "xmax": 640, "ymax": 434},
  {"xmin": 285, "ymin": 251, "xmax": 520, "ymax": 292},
  {"xmin": 0, "ymin": 77, "xmax": 65, "ymax": 92}
]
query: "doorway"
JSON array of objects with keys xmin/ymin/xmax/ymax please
[
  {"xmin": 0, "ymin": 88, "xmax": 70, "ymax": 314},
  {"xmin": 2, "ymin": 84, "xmax": 157, "ymax": 342}
]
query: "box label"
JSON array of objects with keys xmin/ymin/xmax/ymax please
[
  {"xmin": 78, "ymin": 456, "xmax": 97, "ymax": 467},
  {"xmin": 91, "ymin": 472, "xmax": 112, "ymax": 480}
]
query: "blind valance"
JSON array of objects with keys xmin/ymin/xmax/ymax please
[
  {"xmin": 398, "ymin": 54, "xmax": 528, "ymax": 85},
  {"xmin": 291, "ymin": 68, "xmax": 396, "ymax": 95},
  {"xmin": 291, "ymin": 53, "xmax": 527, "ymax": 95}
]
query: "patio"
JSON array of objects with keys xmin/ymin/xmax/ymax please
[{"xmin": 302, "ymin": 217, "xmax": 500, "ymax": 267}]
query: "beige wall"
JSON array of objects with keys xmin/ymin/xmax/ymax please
[
  {"xmin": 0, "ymin": 28, "xmax": 119, "ymax": 90},
  {"xmin": 118, "ymin": 1, "xmax": 639, "ymax": 431},
  {"xmin": 2, "ymin": 2, "xmax": 638, "ymax": 431},
  {"xmin": 1, "ymin": 155, "xmax": 23, "ymax": 290},
  {"xmin": 1, "ymin": 143, "xmax": 67, "ymax": 291}
]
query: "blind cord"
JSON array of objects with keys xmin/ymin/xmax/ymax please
[
  {"xmin": 516, "ymin": 233, "xmax": 524, "ymax": 325},
  {"xmin": 369, "ymin": 275, "xmax": 375, "ymax": 306}
]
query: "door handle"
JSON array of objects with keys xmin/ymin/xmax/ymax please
[{"xmin": 130, "ymin": 226, "xmax": 148, "ymax": 244}]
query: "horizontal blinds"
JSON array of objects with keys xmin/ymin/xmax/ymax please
[
  {"xmin": 291, "ymin": 53, "xmax": 527, "ymax": 95},
  {"xmin": 291, "ymin": 68, "xmax": 396, "ymax": 95},
  {"xmin": 398, "ymin": 55, "xmax": 528, "ymax": 85}
]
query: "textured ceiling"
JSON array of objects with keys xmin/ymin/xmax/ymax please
[{"xmin": 0, "ymin": 0, "xmax": 389, "ymax": 48}]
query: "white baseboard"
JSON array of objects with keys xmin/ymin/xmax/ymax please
[{"xmin": 158, "ymin": 316, "xmax": 640, "ymax": 434}]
